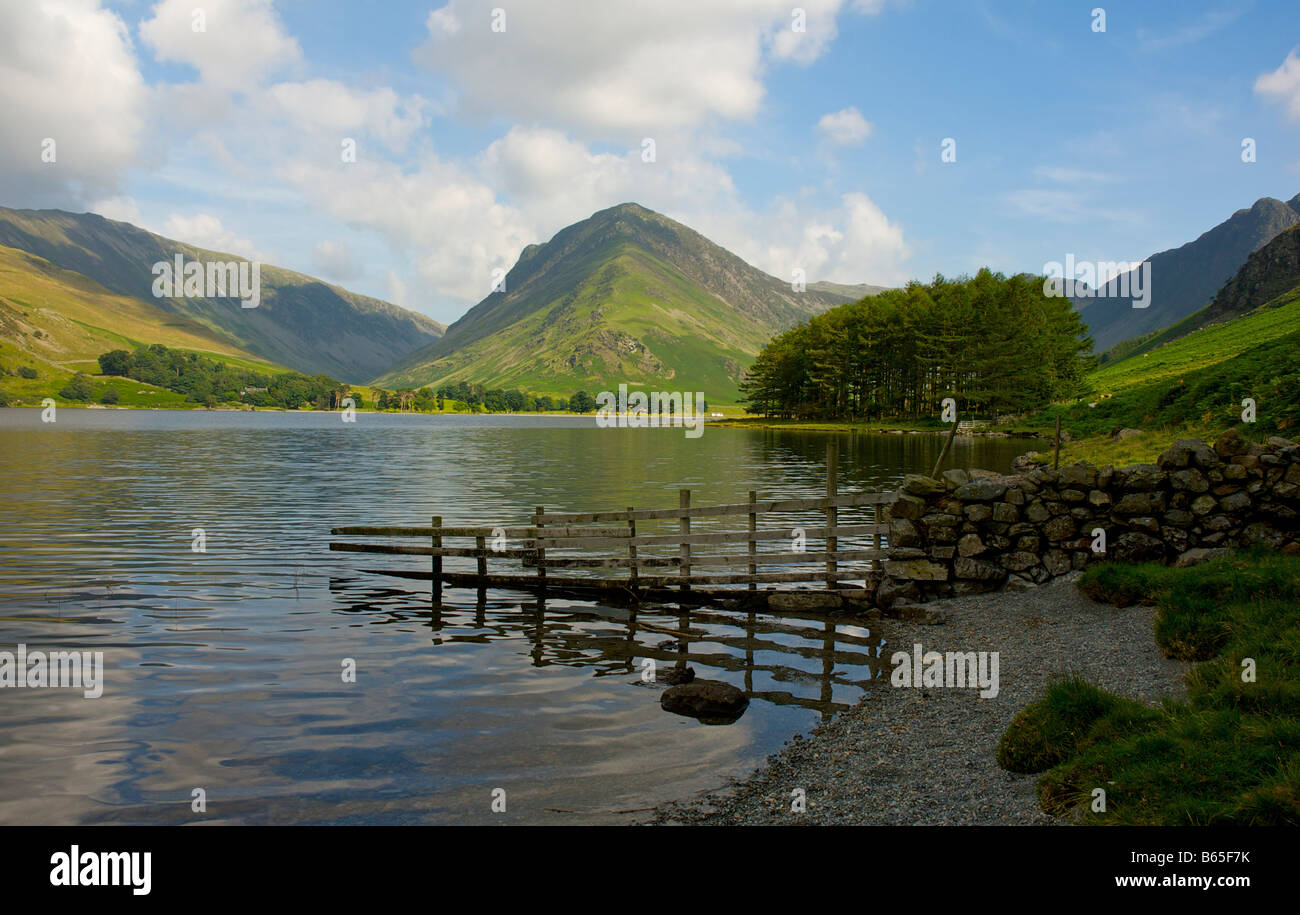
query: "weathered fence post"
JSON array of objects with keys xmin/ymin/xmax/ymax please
[
  {"xmin": 679, "ymin": 489, "xmax": 691, "ymax": 593},
  {"xmin": 431, "ymin": 515, "xmax": 442, "ymax": 605},
  {"xmin": 1054, "ymin": 414, "xmax": 1062, "ymax": 471},
  {"xmin": 826, "ymin": 442, "xmax": 838, "ymax": 589},
  {"xmin": 627, "ymin": 507, "xmax": 638, "ymax": 590},
  {"xmin": 476, "ymin": 534, "xmax": 487, "ymax": 580},
  {"xmin": 747, "ymin": 490, "xmax": 757, "ymax": 591},
  {"xmin": 871, "ymin": 507, "xmax": 880, "ymax": 573},
  {"xmin": 535, "ymin": 506, "xmax": 547, "ymax": 594},
  {"xmin": 931, "ymin": 415, "xmax": 958, "ymax": 478}
]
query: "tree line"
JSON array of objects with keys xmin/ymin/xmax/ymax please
[
  {"xmin": 739, "ymin": 269, "xmax": 1094, "ymax": 421},
  {"xmin": 95, "ymin": 344, "xmax": 602, "ymax": 413},
  {"xmin": 427, "ymin": 381, "xmax": 596, "ymax": 413},
  {"xmin": 98, "ymin": 345, "xmax": 346, "ymax": 409}
]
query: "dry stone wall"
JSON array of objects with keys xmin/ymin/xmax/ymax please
[{"xmin": 875, "ymin": 429, "xmax": 1300, "ymax": 608}]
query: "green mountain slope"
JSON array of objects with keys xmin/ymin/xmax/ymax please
[
  {"xmin": 376, "ymin": 203, "xmax": 858, "ymax": 402},
  {"xmin": 0, "ymin": 207, "xmax": 446, "ymax": 382},
  {"xmin": 0, "ymin": 244, "xmax": 283, "ymax": 368},
  {"xmin": 808, "ymin": 281, "xmax": 890, "ymax": 300},
  {"xmin": 1075, "ymin": 194, "xmax": 1300, "ymax": 352},
  {"xmin": 1041, "ymin": 239, "xmax": 1300, "ymax": 465},
  {"xmin": 0, "ymin": 243, "xmax": 300, "ymax": 408},
  {"xmin": 1198, "ymin": 221, "xmax": 1300, "ymax": 326}
]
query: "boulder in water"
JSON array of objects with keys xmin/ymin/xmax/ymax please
[{"xmin": 661, "ymin": 679, "xmax": 748, "ymax": 723}]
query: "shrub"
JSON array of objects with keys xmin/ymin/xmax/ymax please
[
  {"xmin": 18, "ymin": 366, "xmax": 37, "ymax": 379},
  {"xmin": 58, "ymin": 373, "xmax": 95, "ymax": 401},
  {"xmin": 1077, "ymin": 561, "xmax": 1168, "ymax": 606},
  {"xmin": 996, "ymin": 676, "xmax": 1149, "ymax": 773}
]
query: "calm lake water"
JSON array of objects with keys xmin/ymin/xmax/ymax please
[{"xmin": 0, "ymin": 408, "xmax": 1032, "ymax": 824}]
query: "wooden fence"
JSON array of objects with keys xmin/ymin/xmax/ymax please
[{"xmin": 330, "ymin": 446, "xmax": 897, "ymax": 603}]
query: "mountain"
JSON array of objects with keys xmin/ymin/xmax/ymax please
[
  {"xmin": 0, "ymin": 207, "xmax": 445, "ymax": 382},
  {"xmin": 808, "ymin": 281, "xmax": 890, "ymax": 300},
  {"xmin": 0, "ymin": 242, "xmax": 280, "ymax": 375},
  {"xmin": 1077, "ymin": 194, "xmax": 1300, "ymax": 352},
  {"xmin": 376, "ymin": 203, "xmax": 859, "ymax": 401},
  {"xmin": 1200, "ymin": 222, "xmax": 1300, "ymax": 325}
]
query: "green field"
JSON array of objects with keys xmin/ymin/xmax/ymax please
[{"xmin": 1031, "ymin": 287, "xmax": 1300, "ymax": 464}]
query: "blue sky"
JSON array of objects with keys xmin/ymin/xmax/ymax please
[{"xmin": 3, "ymin": 0, "xmax": 1299, "ymax": 325}]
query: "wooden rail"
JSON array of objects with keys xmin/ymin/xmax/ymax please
[{"xmin": 330, "ymin": 443, "xmax": 896, "ymax": 603}]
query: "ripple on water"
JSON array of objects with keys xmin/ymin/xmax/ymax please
[{"xmin": 0, "ymin": 408, "xmax": 1032, "ymax": 824}]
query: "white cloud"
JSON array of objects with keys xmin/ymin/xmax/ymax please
[
  {"xmin": 312, "ymin": 240, "xmax": 362, "ymax": 283},
  {"xmin": 479, "ymin": 126, "xmax": 738, "ymax": 231},
  {"xmin": 162, "ymin": 213, "xmax": 261, "ymax": 259},
  {"xmin": 1032, "ymin": 166, "xmax": 1117, "ymax": 184},
  {"xmin": 1004, "ymin": 188, "xmax": 1139, "ymax": 227},
  {"xmin": 0, "ymin": 0, "xmax": 146, "ymax": 207},
  {"xmin": 89, "ymin": 195, "xmax": 142, "ymax": 225},
  {"xmin": 1256, "ymin": 48, "xmax": 1300, "ymax": 121},
  {"xmin": 385, "ymin": 271, "xmax": 408, "ymax": 309},
  {"xmin": 265, "ymin": 80, "xmax": 431, "ymax": 150},
  {"xmin": 414, "ymin": 0, "xmax": 875, "ymax": 136},
  {"xmin": 1005, "ymin": 188, "xmax": 1089, "ymax": 222},
  {"xmin": 281, "ymin": 153, "xmax": 535, "ymax": 303},
  {"xmin": 139, "ymin": 0, "xmax": 301, "ymax": 92},
  {"xmin": 1138, "ymin": 5, "xmax": 1248, "ymax": 52},
  {"xmin": 817, "ymin": 107, "xmax": 872, "ymax": 145},
  {"xmin": 738, "ymin": 192, "xmax": 909, "ymax": 286}
]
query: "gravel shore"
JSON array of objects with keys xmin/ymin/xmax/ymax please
[{"xmin": 650, "ymin": 574, "xmax": 1189, "ymax": 825}]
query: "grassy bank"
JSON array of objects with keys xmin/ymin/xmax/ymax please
[
  {"xmin": 710, "ymin": 415, "xmax": 1045, "ymax": 436},
  {"xmin": 1026, "ymin": 289, "xmax": 1300, "ymax": 466},
  {"xmin": 997, "ymin": 550, "xmax": 1300, "ymax": 825}
]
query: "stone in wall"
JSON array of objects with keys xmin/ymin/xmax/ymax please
[{"xmin": 873, "ymin": 429, "xmax": 1300, "ymax": 609}]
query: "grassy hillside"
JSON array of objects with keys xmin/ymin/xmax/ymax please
[
  {"xmin": 807, "ymin": 281, "xmax": 890, "ymax": 299},
  {"xmin": 1034, "ymin": 288, "xmax": 1300, "ymax": 465},
  {"xmin": 0, "ymin": 207, "xmax": 445, "ymax": 382},
  {"xmin": 383, "ymin": 245, "xmax": 771, "ymax": 401},
  {"xmin": 1073, "ymin": 194, "xmax": 1300, "ymax": 352},
  {"xmin": 1087, "ymin": 289, "xmax": 1300, "ymax": 399},
  {"xmin": 0, "ymin": 244, "xmax": 277, "ymax": 365},
  {"xmin": 378, "ymin": 203, "xmax": 855, "ymax": 405},
  {"xmin": 0, "ymin": 243, "xmax": 300, "ymax": 407}
]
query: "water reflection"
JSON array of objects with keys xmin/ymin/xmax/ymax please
[
  {"xmin": 331, "ymin": 577, "xmax": 885, "ymax": 719},
  {"xmin": 0, "ymin": 408, "xmax": 1031, "ymax": 824}
]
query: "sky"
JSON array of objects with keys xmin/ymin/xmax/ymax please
[{"xmin": 3, "ymin": 0, "xmax": 1299, "ymax": 326}]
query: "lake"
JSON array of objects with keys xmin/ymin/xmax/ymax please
[{"xmin": 0, "ymin": 408, "xmax": 1032, "ymax": 824}]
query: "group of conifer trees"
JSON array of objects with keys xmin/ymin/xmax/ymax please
[{"xmin": 740, "ymin": 269, "xmax": 1093, "ymax": 421}]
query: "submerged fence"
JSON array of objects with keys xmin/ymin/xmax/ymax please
[{"xmin": 331, "ymin": 446, "xmax": 898, "ymax": 602}]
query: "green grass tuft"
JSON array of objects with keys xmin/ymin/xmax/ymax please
[
  {"xmin": 1007, "ymin": 550, "xmax": 1300, "ymax": 824},
  {"xmin": 997, "ymin": 676, "xmax": 1157, "ymax": 774}
]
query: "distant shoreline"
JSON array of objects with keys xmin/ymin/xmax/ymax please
[
  {"xmin": 711, "ymin": 417, "xmax": 1047, "ymax": 439},
  {"xmin": 0, "ymin": 403, "xmax": 1053, "ymax": 437},
  {"xmin": 0, "ymin": 403, "xmax": 598, "ymax": 418}
]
